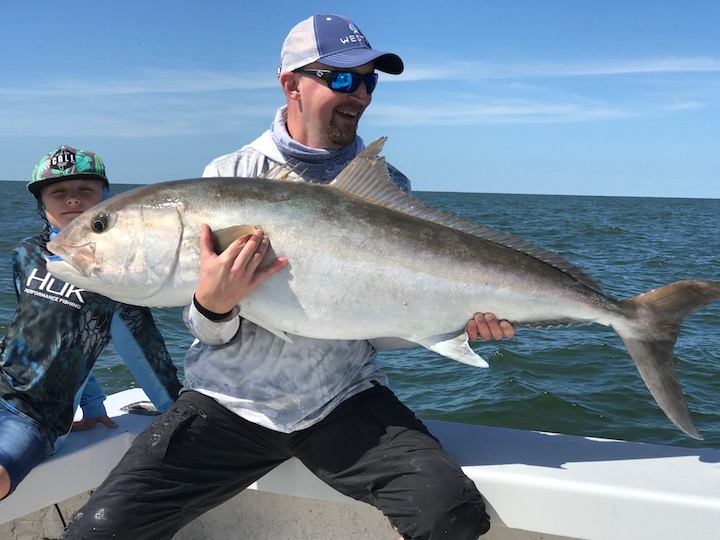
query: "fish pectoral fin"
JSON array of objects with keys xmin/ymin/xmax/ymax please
[
  {"xmin": 212, "ymin": 225, "xmax": 279, "ymax": 268},
  {"xmin": 211, "ymin": 225, "xmax": 257, "ymax": 253},
  {"xmin": 239, "ymin": 312, "xmax": 293, "ymax": 344},
  {"xmin": 415, "ymin": 333, "xmax": 489, "ymax": 368}
]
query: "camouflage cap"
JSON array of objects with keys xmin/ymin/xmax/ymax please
[{"xmin": 28, "ymin": 145, "xmax": 108, "ymax": 197}]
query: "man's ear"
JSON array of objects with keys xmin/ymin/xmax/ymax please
[{"xmin": 279, "ymin": 71, "xmax": 301, "ymax": 100}]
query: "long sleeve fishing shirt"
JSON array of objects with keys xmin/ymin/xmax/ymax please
[
  {"xmin": 184, "ymin": 106, "xmax": 413, "ymax": 433},
  {"xmin": 0, "ymin": 230, "xmax": 182, "ymax": 451}
]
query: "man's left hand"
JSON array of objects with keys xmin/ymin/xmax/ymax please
[{"xmin": 467, "ymin": 313, "xmax": 515, "ymax": 341}]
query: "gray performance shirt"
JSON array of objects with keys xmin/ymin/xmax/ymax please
[
  {"xmin": 183, "ymin": 111, "xmax": 412, "ymax": 433},
  {"xmin": 184, "ymin": 303, "xmax": 384, "ymax": 432}
]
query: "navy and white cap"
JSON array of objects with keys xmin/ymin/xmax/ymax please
[{"xmin": 279, "ymin": 14, "xmax": 404, "ymax": 75}]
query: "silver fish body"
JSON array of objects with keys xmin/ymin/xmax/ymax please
[{"xmin": 47, "ymin": 139, "xmax": 720, "ymax": 439}]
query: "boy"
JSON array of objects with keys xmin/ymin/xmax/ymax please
[{"xmin": 0, "ymin": 146, "xmax": 181, "ymax": 500}]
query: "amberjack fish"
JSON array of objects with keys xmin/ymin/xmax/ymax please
[{"xmin": 47, "ymin": 138, "xmax": 720, "ymax": 439}]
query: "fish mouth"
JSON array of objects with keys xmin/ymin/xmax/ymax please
[{"xmin": 47, "ymin": 239, "xmax": 97, "ymax": 278}]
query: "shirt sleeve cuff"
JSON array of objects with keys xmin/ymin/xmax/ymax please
[{"xmin": 186, "ymin": 301, "xmax": 241, "ymax": 345}]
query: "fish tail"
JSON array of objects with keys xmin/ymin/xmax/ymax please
[{"xmin": 617, "ymin": 280, "xmax": 720, "ymax": 440}]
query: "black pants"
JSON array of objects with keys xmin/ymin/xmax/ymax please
[{"xmin": 62, "ymin": 386, "xmax": 489, "ymax": 540}]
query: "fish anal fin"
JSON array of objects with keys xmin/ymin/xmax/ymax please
[{"xmin": 415, "ymin": 333, "xmax": 489, "ymax": 368}]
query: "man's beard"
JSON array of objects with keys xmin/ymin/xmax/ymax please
[{"xmin": 327, "ymin": 119, "xmax": 358, "ymax": 147}]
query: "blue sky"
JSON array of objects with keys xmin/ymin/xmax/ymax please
[{"xmin": 2, "ymin": 1, "xmax": 719, "ymax": 197}]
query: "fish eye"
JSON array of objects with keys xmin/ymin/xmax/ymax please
[{"xmin": 90, "ymin": 213, "xmax": 111, "ymax": 233}]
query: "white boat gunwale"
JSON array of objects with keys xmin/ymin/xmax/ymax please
[{"xmin": 1, "ymin": 388, "xmax": 719, "ymax": 540}]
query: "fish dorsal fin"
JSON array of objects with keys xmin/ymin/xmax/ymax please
[
  {"xmin": 330, "ymin": 137, "xmax": 604, "ymax": 293},
  {"xmin": 261, "ymin": 162, "xmax": 304, "ymax": 181}
]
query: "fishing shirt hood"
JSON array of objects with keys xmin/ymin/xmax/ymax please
[
  {"xmin": 270, "ymin": 106, "xmax": 364, "ymax": 183},
  {"xmin": 36, "ymin": 197, "xmax": 58, "ymax": 243}
]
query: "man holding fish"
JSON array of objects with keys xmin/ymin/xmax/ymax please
[{"xmin": 63, "ymin": 14, "xmax": 512, "ymax": 540}]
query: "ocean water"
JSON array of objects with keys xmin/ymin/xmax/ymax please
[{"xmin": 1, "ymin": 180, "xmax": 718, "ymax": 450}]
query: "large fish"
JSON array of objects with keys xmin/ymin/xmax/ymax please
[{"xmin": 47, "ymin": 139, "xmax": 720, "ymax": 440}]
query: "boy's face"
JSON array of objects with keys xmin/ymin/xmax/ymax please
[{"xmin": 41, "ymin": 178, "xmax": 105, "ymax": 230}]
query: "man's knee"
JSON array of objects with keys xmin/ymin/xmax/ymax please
[
  {"xmin": 397, "ymin": 492, "xmax": 491, "ymax": 540},
  {"xmin": 62, "ymin": 504, "xmax": 114, "ymax": 539},
  {"xmin": 427, "ymin": 498, "xmax": 491, "ymax": 539},
  {"xmin": 62, "ymin": 500, "xmax": 141, "ymax": 540}
]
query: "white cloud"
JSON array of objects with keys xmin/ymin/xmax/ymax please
[
  {"xmin": 1, "ymin": 56, "xmax": 718, "ymax": 137},
  {"xmin": 399, "ymin": 56, "xmax": 720, "ymax": 81},
  {"xmin": 0, "ymin": 68, "xmax": 277, "ymax": 99},
  {"xmin": 368, "ymin": 99, "xmax": 629, "ymax": 126}
]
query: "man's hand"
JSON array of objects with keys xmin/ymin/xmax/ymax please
[
  {"xmin": 194, "ymin": 224, "xmax": 289, "ymax": 316},
  {"xmin": 466, "ymin": 313, "xmax": 515, "ymax": 341},
  {"xmin": 72, "ymin": 415, "xmax": 118, "ymax": 432}
]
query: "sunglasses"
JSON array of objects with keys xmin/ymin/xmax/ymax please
[{"xmin": 294, "ymin": 69, "xmax": 379, "ymax": 94}]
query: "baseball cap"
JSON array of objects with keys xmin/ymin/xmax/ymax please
[
  {"xmin": 28, "ymin": 145, "xmax": 108, "ymax": 197},
  {"xmin": 279, "ymin": 14, "xmax": 404, "ymax": 75}
]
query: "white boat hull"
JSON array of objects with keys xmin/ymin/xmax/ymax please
[{"xmin": 2, "ymin": 388, "xmax": 719, "ymax": 540}]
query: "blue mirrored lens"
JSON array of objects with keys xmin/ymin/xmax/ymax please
[
  {"xmin": 331, "ymin": 72, "xmax": 357, "ymax": 92},
  {"xmin": 364, "ymin": 74, "xmax": 378, "ymax": 94},
  {"xmin": 330, "ymin": 72, "xmax": 378, "ymax": 94}
]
